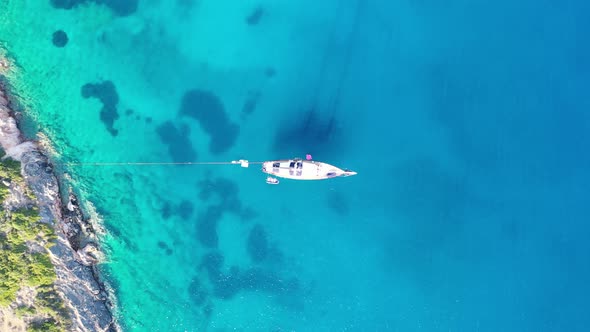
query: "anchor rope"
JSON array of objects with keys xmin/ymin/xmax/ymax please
[{"xmin": 62, "ymin": 161, "xmax": 264, "ymax": 166}]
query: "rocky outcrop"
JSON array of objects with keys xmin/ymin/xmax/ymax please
[{"xmin": 1, "ymin": 82, "xmax": 119, "ymax": 331}]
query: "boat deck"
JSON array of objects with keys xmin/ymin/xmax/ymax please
[{"xmin": 262, "ymin": 159, "xmax": 349, "ymax": 180}]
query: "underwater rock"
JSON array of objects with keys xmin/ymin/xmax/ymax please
[
  {"xmin": 212, "ymin": 266, "xmax": 242, "ymax": 300},
  {"xmin": 265, "ymin": 67, "xmax": 276, "ymax": 78},
  {"xmin": 81, "ymin": 80, "xmax": 120, "ymax": 136},
  {"xmin": 199, "ymin": 251, "xmax": 224, "ymax": 282},
  {"xmin": 101, "ymin": 0, "xmax": 138, "ymax": 16},
  {"xmin": 246, "ymin": 6, "xmax": 264, "ymax": 25},
  {"xmin": 239, "ymin": 206, "xmax": 258, "ymax": 221},
  {"xmin": 160, "ymin": 199, "xmax": 193, "ymax": 220},
  {"xmin": 197, "ymin": 176, "xmax": 258, "ymax": 223},
  {"xmin": 247, "ymin": 224, "xmax": 268, "ymax": 263},
  {"xmin": 197, "ymin": 177, "xmax": 248, "ymax": 215},
  {"xmin": 52, "ymin": 30, "xmax": 68, "ymax": 47},
  {"xmin": 177, "ymin": 200, "xmax": 194, "ymax": 219},
  {"xmin": 187, "ymin": 278, "xmax": 208, "ymax": 306},
  {"xmin": 195, "ymin": 177, "xmax": 258, "ymax": 250},
  {"xmin": 161, "ymin": 201, "xmax": 172, "ymax": 219},
  {"xmin": 50, "ymin": 0, "xmax": 138, "ymax": 17},
  {"xmin": 208, "ymin": 264, "xmax": 300, "ymax": 300},
  {"xmin": 156, "ymin": 121, "xmax": 197, "ymax": 162},
  {"xmin": 157, "ymin": 240, "xmax": 174, "ymax": 256},
  {"xmin": 179, "ymin": 89, "xmax": 239, "ymax": 154},
  {"xmin": 200, "ymin": 248, "xmax": 299, "ymax": 301},
  {"xmin": 241, "ymin": 91, "xmax": 260, "ymax": 118},
  {"xmin": 240, "ymin": 268, "xmax": 300, "ymax": 294},
  {"xmin": 50, "ymin": 0, "xmax": 79, "ymax": 10},
  {"xmin": 201, "ymin": 255, "xmax": 242, "ymax": 300},
  {"xmin": 176, "ymin": 0, "xmax": 197, "ymax": 14},
  {"xmin": 202, "ymin": 302, "xmax": 213, "ymax": 318},
  {"xmin": 196, "ymin": 205, "xmax": 223, "ymax": 248}
]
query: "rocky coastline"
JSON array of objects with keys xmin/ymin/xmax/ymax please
[{"xmin": 1, "ymin": 77, "xmax": 119, "ymax": 331}]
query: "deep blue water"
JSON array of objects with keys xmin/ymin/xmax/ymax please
[{"xmin": 1, "ymin": 0, "xmax": 589, "ymax": 330}]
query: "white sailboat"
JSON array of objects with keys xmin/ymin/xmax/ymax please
[{"xmin": 234, "ymin": 156, "xmax": 356, "ymax": 184}]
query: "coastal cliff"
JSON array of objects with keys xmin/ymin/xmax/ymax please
[{"xmin": 0, "ymin": 71, "xmax": 118, "ymax": 330}]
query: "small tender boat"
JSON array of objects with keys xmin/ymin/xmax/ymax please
[{"xmin": 261, "ymin": 158, "xmax": 357, "ymax": 182}]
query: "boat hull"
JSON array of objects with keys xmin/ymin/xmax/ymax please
[{"xmin": 261, "ymin": 159, "xmax": 356, "ymax": 180}]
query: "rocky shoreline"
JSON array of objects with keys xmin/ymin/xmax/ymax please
[{"xmin": 1, "ymin": 81, "xmax": 119, "ymax": 331}]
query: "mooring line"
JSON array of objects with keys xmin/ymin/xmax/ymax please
[{"xmin": 62, "ymin": 160, "xmax": 263, "ymax": 167}]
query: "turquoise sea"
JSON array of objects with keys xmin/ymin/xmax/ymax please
[{"xmin": 1, "ymin": 0, "xmax": 589, "ymax": 331}]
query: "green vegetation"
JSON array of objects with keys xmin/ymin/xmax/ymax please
[
  {"xmin": 0, "ymin": 153, "xmax": 69, "ymax": 331},
  {"xmin": 0, "ymin": 155, "xmax": 21, "ymax": 179},
  {"xmin": 28, "ymin": 319, "xmax": 62, "ymax": 332},
  {"xmin": 15, "ymin": 305, "xmax": 36, "ymax": 317},
  {"xmin": 0, "ymin": 207, "xmax": 58, "ymax": 306},
  {"xmin": 0, "ymin": 150, "xmax": 22, "ymax": 202}
]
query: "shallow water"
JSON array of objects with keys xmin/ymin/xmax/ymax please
[{"xmin": 1, "ymin": 0, "xmax": 589, "ymax": 331}]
